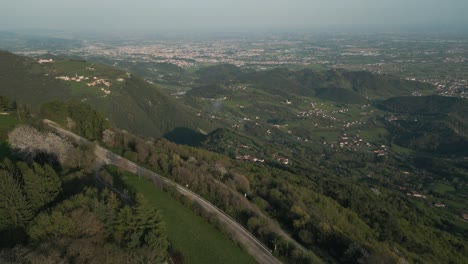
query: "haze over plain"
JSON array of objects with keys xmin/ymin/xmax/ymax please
[{"xmin": 2, "ymin": 0, "xmax": 468, "ymax": 33}]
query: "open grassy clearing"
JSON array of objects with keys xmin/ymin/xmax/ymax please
[
  {"xmin": 68, "ymin": 81, "xmax": 104, "ymax": 97},
  {"xmin": 107, "ymin": 166, "xmax": 256, "ymax": 264},
  {"xmin": 359, "ymin": 127, "xmax": 389, "ymax": 144},
  {"xmin": 51, "ymin": 60, "xmax": 90, "ymax": 75},
  {"xmin": 429, "ymin": 183, "xmax": 455, "ymax": 194},
  {"xmin": 0, "ymin": 114, "xmax": 19, "ymax": 160},
  {"xmin": 391, "ymin": 144, "xmax": 416, "ymax": 154},
  {"xmin": 0, "ymin": 114, "xmax": 19, "ymax": 140}
]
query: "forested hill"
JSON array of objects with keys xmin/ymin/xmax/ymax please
[
  {"xmin": 0, "ymin": 51, "xmax": 213, "ymax": 138},
  {"xmin": 379, "ymin": 95, "xmax": 468, "ymax": 155},
  {"xmin": 379, "ymin": 95, "xmax": 468, "ymax": 117},
  {"xmin": 190, "ymin": 64, "xmax": 433, "ymax": 102}
]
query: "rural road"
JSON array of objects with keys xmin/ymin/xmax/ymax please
[{"xmin": 43, "ymin": 119, "xmax": 282, "ymax": 264}]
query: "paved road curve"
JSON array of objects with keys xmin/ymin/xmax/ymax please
[{"xmin": 43, "ymin": 119, "xmax": 282, "ymax": 264}]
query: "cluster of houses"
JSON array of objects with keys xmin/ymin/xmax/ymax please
[
  {"xmin": 406, "ymin": 76, "xmax": 468, "ymax": 99},
  {"xmin": 55, "ymin": 75, "xmax": 113, "ymax": 95},
  {"xmin": 38, "ymin": 58, "xmax": 54, "ymax": 64},
  {"xmin": 56, "ymin": 75, "xmax": 85, "ymax": 82},
  {"xmin": 276, "ymin": 157, "xmax": 290, "ymax": 165},
  {"xmin": 235, "ymin": 154, "xmax": 264, "ymax": 163},
  {"xmin": 297, "ymin": 102, "xmax": 372, "ymax": 130},
  {"xmin": 343, "ymin": 120, "xmax": 365, "ymax": 128},
  {"xmin": 373, "ymin": 145, "xmax": 388, "ymax": 157},
  {"xmin": 406, "ymin": 191, "xmax": 427, "ymax": 199},
  {"xmin": 330, "ymin": 135, "xmax": 387, "ymax": 155},
  {"xmin": 297, "ymin": 108, "xmax": 339, "ymax": 122},
  {"xmin": 385, "ymin": 115, "xmax": 399, "ymax": 122},
  {"xmin": 100, "ymin": 88, "xmax": 111, "ymax": 95},
  {"xmin": 337, "ymin": 133, "xmax": 367, "ymax": 150},
  {"xmin": 196, "ymin": 112, "xmax": 221, "ymax": 120},
  {"xmin": 228, "ymin": 85, "xmax": 247, "ymax": 91},
  {"xmin": 273, "ymin": 154, "xmax": 290, "ymax": 165},
  {"xmin": 234, "ymin": 152, "xmax": 290, "ymax": 165},
  {"xmin": 296, "ymin": 102, "xmax": 340, "ymax": 122},
  {"xmin": 296, "ymin": 104, "xmax": 363, "ymax": 129},
  {"xmin": 86, "ymin": 77, "xmax": 111, "ymax": 88},
  {"xmin": 330, "ymin": 108, "xmax": 349, "ymax": 114},
  {"xmin": 399, "ymin": 186, "xmax": 446, "ymax": 208}
]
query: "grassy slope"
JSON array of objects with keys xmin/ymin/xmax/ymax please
[
  {"xmin": 0, "ymin": 51, "xmax": 70, "ymax": 110},
  {"xmin": 87, "ymin": 68, "xmax": 214, "ymax": 138},
  {"xmin": 0, "ymin": 51, "xmax": 213, "ymax": 138},
  {"xmin": 0, "ymin": 114, "xmax": 19, "ymax": 140},
  {"xmin": 193, "ymin": 65, "xmax": 434, "ymax": 101},
  {"xmin": 0, "ymin": 114, "xmax": 19, "ymax": 159},
  {"xmin": 118, "ymin": 170, "xmax": 256, "ymax": 264}
]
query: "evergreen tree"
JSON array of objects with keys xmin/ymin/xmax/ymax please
[
  {"xmin": 0, "ymin": 170, "xmax": 33, "ymax": 229},
  {"xmin": 20, "ymin": 163, "xmax": 61, "ymax": 211},
  {"xmin": 27, "ymin": 210, "xmax": 75, "ymax": 241},
  {"xmin": 97, "ymin": 190, "xmax": 121, "ymax": 238},
  {"xmin": 39, "ymin": 164, "xmax": 62, "ymax": 200},
  {"xmin": 0, "ymin": 95, "xmax": 12, "ymax": 111},
  {"xmin": 134, "ymin": 193, "xmax": 168, "ymax": 262},
  {"xmin": 113, "ymin": 206, "xmax": 135, "ymax": 247}
]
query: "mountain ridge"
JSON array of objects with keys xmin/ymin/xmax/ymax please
[{"xmin": 0, "ymin": 50, "xmax": 214, "ymax": 138}]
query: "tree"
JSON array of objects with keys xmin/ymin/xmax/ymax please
[
  {"xmin": 233, "ymin": 173, "xmax": 250, "ymax": 194},
  {"xmin": 28, "ymin": 211, "xmax": 75, "ymax": 241},
  {"xmin": 40, "ymin": 100, "xmax": 108, "ymax": 141},
  {"xmin": 113, "ymin": 206, "xmax": 135, "ymax": 247},
  {"xmin": 290, "ymin": 205, "xmax": 310, "ymax": 229},
  {"xmin": 0, "ymin": 170, "xmax": 33, "ymax": 229},
  {"xmin": 97, "ymin": 190, "xmax": 121, "ymax": 237},
  {"xmin": 65, "ymin": 143, "xmax": 96, "ymax": 170},
  {"xmin": 133, "ymin": 194, "xmax": 168, "ymax": 262},
  {"xmin": 0, "ymin": 95, "xmax": 12, "ymax": 111},
  {"xmin": 135, "ymin": 139, "xmax": 150, "ymax": 162},
  {"xmin": 20, "ymin": 163, "xmax": 62, "ymax": 211}
]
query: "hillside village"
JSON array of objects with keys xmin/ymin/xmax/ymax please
[
  {"xmin": 37, "ymin": 58, "xmax": 128, "ymax": 96},
  {"xmin": 55, "ymin": 74, "xmax": 113, "ymax": 95}
]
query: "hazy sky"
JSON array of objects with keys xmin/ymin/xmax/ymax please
[{"xmin": 2, "ymin": 0, "xmax": 468, "ymax": 33}]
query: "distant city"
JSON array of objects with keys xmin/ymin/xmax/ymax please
[{"xmin": 8, "ymin": 32, "xmax": 468, "ymax": 98}]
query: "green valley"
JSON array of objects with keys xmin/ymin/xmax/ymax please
[{"xmin": 0, "ymin": 50, "xmax": 467, "ymax": 264}]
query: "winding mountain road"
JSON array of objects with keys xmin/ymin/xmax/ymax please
[{"xmin": 43, "ymin": 119, "xmax": 282, "ymax": 264}]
